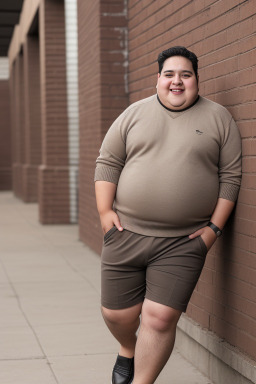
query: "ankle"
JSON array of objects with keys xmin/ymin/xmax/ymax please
[{"xmin": 119, "ymin": 346, "xmax": 135, "ymax": 359}]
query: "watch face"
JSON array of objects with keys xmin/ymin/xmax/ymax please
[{"xmin": 216, "ymin": 230, "xmax": 222, "ymax": 237}]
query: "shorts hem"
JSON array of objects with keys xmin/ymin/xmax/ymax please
[
  {"xmin": 101, "ymin": 297, "xmax": 144, "ymax": 310},
  {"xmin": 145, "ymin": 295, "xmax": 187, "ymax": 312}
]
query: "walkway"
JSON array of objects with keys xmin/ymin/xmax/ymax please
[{"xmin": 0, "ymin": 192, "xmax": 213, "ymax": 383}]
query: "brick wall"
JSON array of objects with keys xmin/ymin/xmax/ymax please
[
  {"xmin": 9, "ymin": 70, "xmax": 16, "ymax": 191},
  {"xmin": 78, "ymin": 0, "xmax": 128, "ymax": 253},
  {"xmin": 128, "ymin": 0, "xmax": 256, "ymax": 360},
  {"xmin": 15, "ymin": 51, "xmax": 26, "ymax": 199},
  {"xmin": 23, "ymin": 34, "xmax": 41, "ymax": 202},
  {"xmin": 12, "ymin": 54, "xmax": 23, "ymax": 198},
  {"xmin": 0, "ymin": 81, "xmax": 11, "ymax": 190},
  {"xmin": 38, "ymin": 0, "xmax": 70, "ymax": 223},
  {"xmin": 64, "ymin": 0, "xmax": 79, "ymax": 223}
]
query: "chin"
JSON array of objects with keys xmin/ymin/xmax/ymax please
[
  {"xmin": 167, "ymin": 99, "xmax": 186, "ymax": 108},
  {"xmin": 169, "ymin": 103, "xmax": 186, "ymax": 109}
]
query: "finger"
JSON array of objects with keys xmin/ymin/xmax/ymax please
[
  {"xmin": 189, "ymin": 230, "xmax": 201, "ymax": 239},
  {"xmin": 113, "ymin": 216, "xmax": 123, "ymax": 231}
]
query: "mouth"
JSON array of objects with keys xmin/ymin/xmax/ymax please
[{"xmin": 170, "ymin": 89, "xmax": 184, "ymax": 94}]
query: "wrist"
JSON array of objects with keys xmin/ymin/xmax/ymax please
[
  {"xmin": 98, "ymin": 207, "xmax": 114, "ymax": 216},
  {"xmin": 207, "ymin": 221, "xmax": 222, "ymax": 237}
]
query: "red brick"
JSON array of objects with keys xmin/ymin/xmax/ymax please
[
  {"xmin": 36, "ymin": 0, "xmax": 70, "ymax": 221},
  {"xmin": 186, "ymin": 303, "xmax": 210, "ymax": 329},
  {"xmin": 75, "ymin": 0, "xmax": 256, "ymax": 361},
  {"xmin": 78, "ymin": 0, "xmax": 128, "ymax": 252},
  {"xmin": 0, "ymin": 80, "xmax": 11, "ymax": 190}
]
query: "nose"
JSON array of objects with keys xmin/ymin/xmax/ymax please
[{"xmin": 172, "ymin": 74, "xmax": 182, "ymax": 85}]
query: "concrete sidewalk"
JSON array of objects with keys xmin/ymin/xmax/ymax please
[{"xmin": 0, "ymin": 192, "xmax": 213, "ymax": 384}]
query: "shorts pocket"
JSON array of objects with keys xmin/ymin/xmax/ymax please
[
  {"xmin": 198, "ymin": 236, "xmax": 208, "ymax": 255},
  {"xmin": 104, "ymin": 226, "xmax": 118, "ymax": 242}
]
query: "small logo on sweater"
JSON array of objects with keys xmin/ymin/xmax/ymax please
[{"xmin": 196, "ymin": 130, "xmax": 203, "ymax": 135}]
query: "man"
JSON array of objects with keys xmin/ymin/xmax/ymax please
[{"xmin": 94, "ymin": 46, "xmax": 242, "ymax": 384}]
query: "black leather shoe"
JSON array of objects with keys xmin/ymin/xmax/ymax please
[{"xmin": 112, "ymin": 354, "xmax": 134, "ymax": 384}]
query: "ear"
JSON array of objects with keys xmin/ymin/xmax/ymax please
[{"xmin": 156, "ymin": 73, "xmax": 161, "ymax": 89}]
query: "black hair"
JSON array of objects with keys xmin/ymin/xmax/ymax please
[{"xmin": 157, "ymin": 46, "xmax": 198, "ymax": 78}]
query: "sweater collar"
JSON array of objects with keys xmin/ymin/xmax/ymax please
[{"xmin": 157, "ymin": 94, "xmax": 200, "ymax": 113}]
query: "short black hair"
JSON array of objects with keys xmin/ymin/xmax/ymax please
[{"xmin": 157, "ymin": 46, "xmax": 198, "ymax": 78}]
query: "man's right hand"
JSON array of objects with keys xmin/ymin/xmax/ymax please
[{"xmin": 100, "ymin": 210, "xmax": 123, "ymax": 235}]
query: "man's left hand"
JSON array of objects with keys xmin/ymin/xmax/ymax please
[{"xmin": 189, "ymin": 226, "xmax": 217, "ymax": 251}]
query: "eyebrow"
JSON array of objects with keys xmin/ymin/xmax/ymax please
[{"xmin": 163, "ymin": 70, "xmax": 193, "ymax": 74}]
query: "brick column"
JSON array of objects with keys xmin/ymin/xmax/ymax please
[
  {"xmin": 77, "ymin": 0, "xmax": 129, "ymax": 253},
  {"xmin": 0, "ymin": 80, "xmax": 11, "ymax": 190},
  {"xmin": 12, "ymin": 57, "xmax": 19, "ymax": 196},
  {"xmin": 12, "ymin": 53, "xmax": 25, "ymax": 199},
  {"xmin": 38, "ymin": 0, "xmax": 70, "ymax": 223},
  {"xmin": 23, "ymin": 35, "xmax": 41, "ymax": 202},
  {"xmin": 9, "ymin": 63, "xmax": 16, "ymax": 193}
]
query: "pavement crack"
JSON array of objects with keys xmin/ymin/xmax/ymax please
[{"xmin": 0, "ymin": 259, "xmax": 60, "ymax": 384}]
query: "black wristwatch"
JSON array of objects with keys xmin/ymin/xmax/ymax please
[{"xmin": 207, "ymin": 222, "xmax": 222, "ymax": 237}]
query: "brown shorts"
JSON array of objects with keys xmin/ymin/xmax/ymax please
[{"xmin": 101, "ymin": 227, "xmax": 208, "ymax": 312}]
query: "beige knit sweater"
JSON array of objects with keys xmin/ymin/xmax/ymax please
[{"xmin": 95, "ymin": 95, "xmax": 242, "ymax": 237}]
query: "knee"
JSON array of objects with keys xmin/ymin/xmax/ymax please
[{"xmin": 142, "ymin": 304, "xmax": 181, "ymax": 333}]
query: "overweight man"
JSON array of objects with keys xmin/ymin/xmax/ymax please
[{"xmin": 94, "ymin": 46, "xmax": 242, "ymax": 384}]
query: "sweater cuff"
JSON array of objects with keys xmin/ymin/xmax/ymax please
[
  {"xmin": 219, "ymin": 183, "xmax": 240, "ymax": 202},
  {"xmin": 94, "ymin": 166, "xmax": 121, "ymax": 185}
]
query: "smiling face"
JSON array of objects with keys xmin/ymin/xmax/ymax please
[{"xmin": 157, "ymin": 56, "xmax": 199, "ymax": 110}]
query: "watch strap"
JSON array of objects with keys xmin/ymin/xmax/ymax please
[{"xmin": 207, "ymin": 222, "xmax": 222, "ymax": 237}]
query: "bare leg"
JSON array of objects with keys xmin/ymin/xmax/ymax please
[
  {"xmin": 101, "ymin": 302, "xmax": 143, "ymax": 358},
  {"xmin": 133, "ymin": 299, "xmax": 182, "ymax": 384}
]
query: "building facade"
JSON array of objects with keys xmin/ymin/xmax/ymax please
[
  {"xmin": 3, "ymin": 0, "xmax": 256, "ymax": 383},
  {"xmin": 77, "ymin": 1, "xmax": 256, "ymax": 383},
  {"xmin": 8, "ymin": 0, "xmax": 79, "ymax": 221}
]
